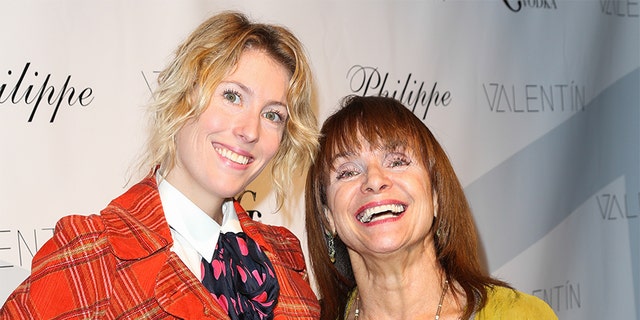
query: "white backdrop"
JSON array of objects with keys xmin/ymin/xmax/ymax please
[{"xmin": 1, "ymin": 1, "xmax": 638, "ymax": 319}]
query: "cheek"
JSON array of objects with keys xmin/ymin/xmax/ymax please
[
  {"xmin": 174, "ymin": 123, "xmax": 198, "ymax": 155},
  {"xmin": 325, "ymin": 185, "xmax": 351, "ymax": 217},
  {"xmin": 325, "ymin": 184, "xmax": 339, "ymax": 210},
  {"xmin": 262, "ymin": 131, "xmax": 283, "ymax": 159},
  {"xmin": 201, "ymin": 113, "xmax": 226, "ymax": 133}
]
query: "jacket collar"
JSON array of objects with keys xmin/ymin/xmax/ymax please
[
  {"xmin": 235, "ymin": 201, "xmax": 307, "ymax": 273},
  {"xmin": 99, "ymin": 176, "xmax": 230, "ymax": 318},
  {"xmin": 101, "ymin": 176, "xmax": 173, "ymax": 260},
  {"xmin": 235, "ymin": 201, "xmax": 273, "ymax": 252}
]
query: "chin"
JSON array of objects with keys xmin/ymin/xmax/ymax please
[{"xmin": 368, "ymin": 242, "xmax": 405, "ymax": 254}]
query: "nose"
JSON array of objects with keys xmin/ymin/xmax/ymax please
[
  {"xmin": 360, "ymin": 165, "xmax": 392, "ymax": 193},
  {"xmin": 233, "ymin": 111, "xmax": 260, "ymax": 143}
]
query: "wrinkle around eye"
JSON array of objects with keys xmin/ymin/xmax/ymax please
[
  {"xmin": 384, "ymin": 152, "xmax": 412, "ymax": 168},
  {"xmin": 333, "ymin": 162, "xmax": 362, "ymax": 181}
]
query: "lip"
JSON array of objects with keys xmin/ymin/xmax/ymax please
[
  {"xmin": 355, "ymin": 200, "xmax": 407, "ymax": 225},
  {"xmin": 212, "ymin": 142, "xmax": 254, "ymax": 166}
]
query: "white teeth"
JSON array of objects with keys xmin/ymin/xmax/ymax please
[
  {"xmin": 358, "ymin": 204, "xmax": 405, "ymax": 223},
  {"xmin": 215, "ymin": 147, "xmax": 250, "ymax": 165}
]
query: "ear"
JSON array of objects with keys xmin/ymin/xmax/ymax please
[
  {"xmin": 323, "ymin": 207, "xmax": 337, "ymax": 235},
  {"xmin": 432, "ymin": 190, "xmax": 439, "ymax": 218}
]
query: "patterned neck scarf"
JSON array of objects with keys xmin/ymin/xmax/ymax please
[{"xmin": 201, "ymin": 231, "xmax": 280, "ymax": 319}]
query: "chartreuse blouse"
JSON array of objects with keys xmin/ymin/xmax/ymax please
[
  {"xmin": 344, "ymin": 285, "xmax": 557, "ymax": 319},
  {"xmin": 475, "ymin": 286, "xmax": 557, "ymax": 319}
]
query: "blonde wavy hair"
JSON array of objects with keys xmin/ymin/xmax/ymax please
[{"xmin": 140, "ymin": 11, "xmax": 319, "ymax": 208}]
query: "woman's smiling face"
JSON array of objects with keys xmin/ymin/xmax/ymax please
[
  {"xmin": 324, "ymin": 137, "xmax": 438, "ymax": 257},
  {"xmin": 167, "ymin": 49, "xmax": 290, "ymax": 216}
]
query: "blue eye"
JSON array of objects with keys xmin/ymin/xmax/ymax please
[{"xmin": 223, "ymin": 90, "xmax": 241, "ymax": 104}]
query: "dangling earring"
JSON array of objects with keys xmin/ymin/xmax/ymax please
[
  {"xmin": 328, "ymin": 236, "xmax": 336, "ymax": 263},
  {"xmin": 323, "ymin": 207, "xmax": 337, "ymax": 263},
  {"xmin": 325, "ymin": 230, "xmax": 336, "ymax": 263},
  {"xmin": 433, "ymin": 194, "xmax": 440, "ymax": 239},
  {"xmin": 435, "ymin": 222, "xmax": 447, "ymax": 242}
]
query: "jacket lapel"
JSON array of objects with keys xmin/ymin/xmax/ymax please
[
  {"xmin": 154, "ymin": 252, "xmax": 230, "ymax": 319},
  {"xmin": 103, "ymin": 176, "xmax": 230, "ymax": 319},
  {"xmin": 235, "ymin": 201, "xmax": 275, "ymax": 256}
]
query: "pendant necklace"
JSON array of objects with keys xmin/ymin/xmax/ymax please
[{"xmin": 353, "ymin": 279, "xmax": 449, "ymax": 320}]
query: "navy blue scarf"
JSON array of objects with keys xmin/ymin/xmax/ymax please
[{"xmin": 201, "ymin": 231, "xmax": 280, "ymax": 319}]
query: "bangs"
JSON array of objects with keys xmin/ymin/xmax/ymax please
[{"xmin": 320, "ymin": 96, "xmax": 427, "ymax": 171}]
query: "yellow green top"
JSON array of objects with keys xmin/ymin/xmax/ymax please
[
  {"xmin": 475, "ymin": 286, "xmax": 557, "ymax": 320},
  {"xmin": 343, "ymin": 285, "xmax": 558, "ymax": 319}
]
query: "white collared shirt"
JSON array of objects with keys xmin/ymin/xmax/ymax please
[{"xmin": 157, "ymin": 175, "xmax": 242, "ymax": 278}]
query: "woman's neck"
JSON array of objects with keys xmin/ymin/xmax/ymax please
[
  {"xmin": 348, "ymin": 244, "xmax": 460, "ymax": 319},
  {"xmin": 163, "ymin": 173, "xmax": 225, "ymax": 223}
]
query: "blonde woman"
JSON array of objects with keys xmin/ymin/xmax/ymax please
[{"xmin": 2, "ymin": 11, "xmax": 320, "ymax": 319}]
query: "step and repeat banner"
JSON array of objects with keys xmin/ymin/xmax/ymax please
[{"xmin": 0, "ymin": 1, "xmax": 638, "ymax": 319}]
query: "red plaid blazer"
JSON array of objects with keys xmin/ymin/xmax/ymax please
[{"xmin": 0, "ymin": 177, "xmax": 320, "ymax": 319}]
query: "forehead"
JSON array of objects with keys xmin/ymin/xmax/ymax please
[
  {"xmin": 329, "ymin": 130, "xmax": 410, "ymax": 154},
  {"xmin": 223, "ymin": 49, "xmax": 290, "ymax": 100}
]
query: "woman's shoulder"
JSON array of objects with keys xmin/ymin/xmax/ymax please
[
  {"xmin": 44, "ymin": 176, "xmax": 162, "ymax": 251},
  {"xmin": 250, "ymin": 221, "xmax": 304, "ymax": 256},
  {"xmin": 25, "ymin": 213, "xmax": 107, "ymax": 283},
  {"xmin": 476, "ymin": 285, "xmax": 558, "ymax": 320},
  {"xmin": 234, "ymin": 203, "xmax": 304, "ymax": 255},
  {"xmin": 256, "ymin": 222, "xmax": 302, "ymax": 248},
  {"xmin": 44, "ymin": 214, "xmax": 106, "ymax": 250},
  {"xmin": 243, "ymin": 218, "xmax": 308, "ymax": 269}
]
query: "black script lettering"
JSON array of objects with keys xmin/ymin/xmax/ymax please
[
  {"xmin": 0, "ymin": 63, "xmax": 31, "ymax": 104},
  {"xmin": 0, "ymin": 63, "xmax": 95, "ymax": 123},
  {"xmin": 532, "ymin": 280, "xmax": 581, "ymax": 311},
  {"xmin": 347, "ymin": 66, "xmax": 452, "ymax": 120},
  {"xmin": 504, "ymin": 0, "xmax": 523, "ymax": 12},
  {"xmin": 346, "ymin": 65, "xmax": 386, "ymax": 97},
  {"xmin": 410, "ymin": 82, "xmax": 451, "ymax": 120}
]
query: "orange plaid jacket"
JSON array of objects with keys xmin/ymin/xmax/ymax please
[{"xmin": 0, "ymin": 177, "xmax": 320, "ymax": 319}]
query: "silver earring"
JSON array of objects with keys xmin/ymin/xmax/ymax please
[
  {"xmin": 328, "ymin": 236, "xmax": 336, "ymax": 263},
  {"xmin": 325, "ymin": 231, "xmax": 336, "ymax": 263}
]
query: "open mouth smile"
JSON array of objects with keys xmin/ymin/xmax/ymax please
[
  {"xmin": 356, "ymin": 204, "xmax": 406, "ymax": 223},
  {"xmin": 215, "ymin": 146, "xmax": 252, "ymax": 165}
]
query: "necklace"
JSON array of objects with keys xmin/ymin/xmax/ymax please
[{"xmin": 353, "ymin": 279, "xmax": 449, "ymax": 320}]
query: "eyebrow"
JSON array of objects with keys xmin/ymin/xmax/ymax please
[
  {"xmin": 221, "ymin": 80, "xmax": 288, "ymax": 111},
  {"xmin": 329, "ymin": 151, "xmax": 357, "ymax": 166}
]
